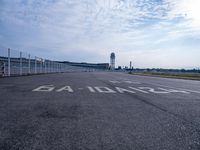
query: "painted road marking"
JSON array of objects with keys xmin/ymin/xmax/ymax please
[
  {"xmin": 150, "ymin": 83, "xmax": 200, "ymax": 94},
  {"xmin": 138, "ymin": 87, "xmax": 170, "ymax": 94},
  {"xmin": 129, "ymin": 87, "xmax": 149, "ymax": 93},
  {"xmin": 56, "ymin": 86, "xmax": 73, "ymax": 93},
  {"xmin": 32, "ymin": 85, "xmax": 55, "ymax": 92},
  {"xmin": 32, "ymin": 85, "xmax": 192, "ymax": 94},
  {"xmin": 94, "ymin": 87, "xmax": 116, "ymax": 93},
  {"xmin": 109, "ymin": 80, "xmax": 141, "ymax": 84},
  {"xmin": 87, "ymin": 86, "xmax": 96, "ymax": 93},
  {"xmin": 123, "ymin": 81, "xmax": 141, "ymax": 84},
  {"xmin": 158, "ymin": 88, "xmax": 190, "ymax": 94},
  {"xmin": 115, "ymin": 87, "xmax": 135, "ymax": 93}
]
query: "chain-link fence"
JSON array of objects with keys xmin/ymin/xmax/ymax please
[{"xmin": 0, "ymin": 47, "xmax": 93, "ymax": 77}]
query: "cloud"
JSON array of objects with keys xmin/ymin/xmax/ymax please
[{"xmin": 0, "ymin": 0, "xmax": 200, "ymax": 68}]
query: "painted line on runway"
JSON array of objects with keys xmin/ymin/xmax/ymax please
[
  {"xmin": 32, "ymin": 85, "xmax": 191, "ymax": 94},
  {"xmin": 32, "ymin": 85, "xmax": 55, "ymax": 92},
  {"xmin": 151, "ymin": 83, "xmax": 200, "ymax": 94},
  {"xmin": 87, "ymin": 86, "xmax": 96, "ymax": 93},
  {"xmin": 94, "ymin": 87, "xmax": 116, "ymax": 93},
  {"xmin": 129, "ymin": 87, "xmax": 149, "ymax": 93},
  {"xmin": 109, "ymin": 80, "xmax": 141, "ymax": 84},
  {"xmin": 56, "ymin": 86, "xmax": 73, "ymax": 92}
]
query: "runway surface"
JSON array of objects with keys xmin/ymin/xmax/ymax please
[{"xmin": 0, "ymin": 72, "xmax": 200, "ymax": 150}]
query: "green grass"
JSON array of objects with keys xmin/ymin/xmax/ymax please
[{"xmin": 130, "ymin": 72, "xmax": 200, "ymax": 80}]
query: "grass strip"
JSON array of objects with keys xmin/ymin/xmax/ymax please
[{"xmin": 130, "ymin": 72, "xmax": 200, "ymax": 80}]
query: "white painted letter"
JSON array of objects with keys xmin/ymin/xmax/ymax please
[
  {"xmin": 87, "ymin": 86, "xmax": 96, "ymax": 93},
  {"xmin": 115, "ymin": 87, "xmax": 135, "ymax": 93},
  {"xmin": 94, "ymin": 87, "xmax": 116, "ymax": 93},
  {"xmin": 56, "ymin": 86, "xmax": 73, "ymax": 92},
  {"xmin": 138, "ymin": 87, "xmax": 169, "ymax": 94},
  {"xmin": 158, "ymin": 88, "xmax": 190, "ymax": 94},
  {"xmin": 129, "ymin": 87, "xmax": 148, "ymax": 93},
  {"xmin": 32, "ymin": 85, "xmax": 55, "ymax": 92},
  {"xmin": 124, "ymin": 81, "xmax": 141, "ymax": 84}
]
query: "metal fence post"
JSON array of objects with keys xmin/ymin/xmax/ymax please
[
  {"xmin": 53, "ymin": 61, "xmax": 54, "ymax": 73},
  {"xmin": 28, "ymin": 54, "xmax": 31, "ymax": 74},
  {"xmin": 56, "ymin": 62, "xmax": 57, "ymax": 73},
  {"xmin": 55, "ymin": 62, "xmax": 56, "ymax": 73},
  {"xmin": 35, "ymin": 56, "xmax": 37, "ymax": 74},
  {"xmin": 20, "ymin": 52, "xmax": 22, "ymax": 76},
  {"xmin": 49, "ymin": 61, "xmax": 51, "ymax": 73},
  {"xmin": 47, "ymin": 61, "xmax": 49, "ymax": 73},
  {"xmin": 53, "ymin": 62, "xmax": 54, "ymax": 73},
  {"xmin": 40, "ymin": 59, "xmax": 42, "ymax": 73},
  {"xmin": 44, "ymin": 60, "xmax": 46, "ymax": 73},
  {"xmin": 58, "ymin": 63, "xmax": 60, "ymax": 73},
  {"xmin": 54, "ymin": 62, "xmax": 55, "ymax": 73},
  {"xmin": 54, "ymin": 62, "xmax": 56, "ymax": 73},
  {"xmin": 3, "ymin": 63, "xmax": 5, "ymax": 76},
  {"xmin": 52, "ymin": 61, "xmax": 54, "ymax": 73},
  {"xmin": 8, "ymin": 48, "xmax": 10, "ymax": 76},
  {"xmin": 49, "ymin": 61, "xmax": 50, "ymax": 73},
  {"xmin": 56, "ymin": 63, "xmax": 58, "ymax": 73}
]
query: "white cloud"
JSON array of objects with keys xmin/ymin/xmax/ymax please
[{"xmin": 0, "ymin": 0, "xmax": 200, "ymax": 68}]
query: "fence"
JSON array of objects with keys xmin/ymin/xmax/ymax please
[{"xmin": 0, "ymin": 47, "xmax": 90, "ymax": 77}]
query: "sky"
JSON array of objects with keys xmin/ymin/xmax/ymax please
[{"xmin": 0, "ymin": 0, "xmax": 200, "ymax": 69}]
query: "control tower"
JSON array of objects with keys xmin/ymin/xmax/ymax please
[{"xmin": 110, "ymin": 52, "xmax": 115, "ymax": 70}]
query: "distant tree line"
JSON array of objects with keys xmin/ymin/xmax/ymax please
[{"xmin": 121, "ymin": 68, "xmax": 200, "ymax": 73}]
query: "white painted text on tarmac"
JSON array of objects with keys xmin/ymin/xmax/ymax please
[{"xmin": 32, "ymin": 85, "xmax": 191, "ymax": 94}]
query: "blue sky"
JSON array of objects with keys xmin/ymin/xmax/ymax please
[{"xmin": 0, "ymin": 0, "xmax": 200, "ymax": 68}]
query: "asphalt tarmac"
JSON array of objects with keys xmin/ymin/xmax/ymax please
[{"xmin": 0, "ymin": 72, "xmax": 200, "ymax": 150}]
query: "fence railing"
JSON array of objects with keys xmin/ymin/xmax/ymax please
[{"xmin": 0, "ymin": 47, "xmax": 90, "ymax": 77}]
